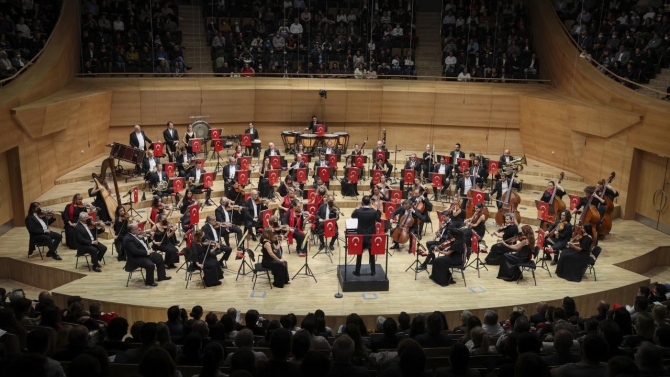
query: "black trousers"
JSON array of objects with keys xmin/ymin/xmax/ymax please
[
  {"xmin": 157, "ymin": 243, "xmax": 180, "ymax": 266},
  {"xmin": 191, "ymin": 186, "xmax": 212, "ymax": 200},
  {"xmin": 222, "ymin": 226, "xmax": 243, "ymax": 250},
  {"xmin": 245, "ymin": 220, "xmax": 263, "ymax": 237},
  {"xmin": 356, "ymin": 236, "xmax": 376, "ymax": 273},
  {"xmin": 291, "ymin": 231, "xmax": 307, "ymax": 253},
  {"xmin": 134, "ymin": 253, "xmax": 166, "ymax": 285},
  {"xmin": 216, "ymin": 244, "xmax": 233, "ymax": 262},
  {"xmin": 31, "ymin": 232, "xmax": 62, "ymax": 255},
  {"xmin": 64, "ymin": 226, "xmax": 77, "ymax": 249},
  {"xmin": 78, "ymin": 243, "xmax": 107, "ymax": 267},
  {"xmin": 263, "ymin": 259, "xmax": 289, "ymax": 287},
  {"xmin": 548, "ymin": 238, "xmax": 569, "ymax": 261},
  {"xmin": 202, "ymin": 257, "xmax": 223, "ymax": 286},
  {"xmin": 432, "ymin": 181, "xmax": 450, "ymax": 197},
  {"xmin": 114, "ymin": 237, "xmax": 126, "ymax": 260},
  {"xmin": 422, "ymin": 240, "xmax": 443, "ymax": 266}
]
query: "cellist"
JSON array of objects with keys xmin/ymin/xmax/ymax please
[
  {"xmin": 490, "ymin": 174, "xmax": 521, "ymax": 210},
  {"xmin": 389, "ymin": 200, "xmax": 426, "ymax": 252}
]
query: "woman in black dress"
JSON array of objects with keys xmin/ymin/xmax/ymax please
[
  {"xmin": 260, "ymin": 228, "xmax": 289, "ymax": 288},
  {"xmin": 151, "ymin": 214, "xmax": 180, "ymax": 268},
  {"xmin": 430, "ymin": 229, "xmax": 466, "ymax": 287},
  {"xmin": 258, "ymin": 157, "xmax": 272, "ymax": 199},
  {"xmin": 462, "ymin": 202, "xmax": 487, "ymax": 245},
  {"xmin": 88, "ymin": 182, "xmax": 111, "ymax": 222},
  {"xmin": 555, "ymin": 224, "xmax": 594, "ymax": 282},
  {"xmin": 485, "ymin": 213, "xmax": 519, "ymax": 265},
  {"xmin": 113, "ymin": 206, "xmax": 129, "ymax": 261},
  {"xmin": 342, "ymin": 155, "xmax": 360, "ymax": 196},
  {"xmin": 448, "ymin": 196, "xmax": 466, "ymax": 229},
  {"xmin": 183, "ymin": 123, "xmax": 195, "ymax": 155},
  {"xmin": 497, "ymin": 225, "xmax": 536, "ymax": 282},
  {"xmin": 190, "ymin": 231, "xmax": 223, "ymax": 287}
]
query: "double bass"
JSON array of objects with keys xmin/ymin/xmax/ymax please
[
  {"xmin": 548, "ymin": 172, "xmax": 567, "ymax": 224},
  {"xmin": 596, "ymin": 172, "xmax": 616, "ymax": 237},
  {"xmin": 494, "ymin": 169, "xmax": 522, "ymax": 226},
  {"xmin": 575, "ymin": 184, "xmax": 603, "ymax": 249},
  {"xmin": 391, "ymin": 208, "xmax": 414, "ymax": 244}
]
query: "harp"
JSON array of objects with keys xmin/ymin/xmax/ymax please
[{"xmin": 92, "ymin": 156, "xmax": 122, "ymax": 217}]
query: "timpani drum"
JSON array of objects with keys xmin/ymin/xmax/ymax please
[
  {"xmin": 281, "ymin": 131, "xmax": 299, "ymax": 152},
  {"xmin": 252, "ymin": 139, "xmax": 262, "ymax": 157},
  {"xmin": 299, "ymin": 134, "xmax": 318, "ymax": 153},
  {"xmin": 323, "ymin": 134, "xmax": 339, "ymax": 149},
  {"xmin": 334, "ymin": 132, "xmax": 350, "ymax": 153}
]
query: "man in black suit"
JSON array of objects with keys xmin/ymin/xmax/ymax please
[
  {"xmin": 499, "ymin": 149, "xmax": 514, "ymax": 167},
  {"xmin": 148, "ymin": 164, "xmax": 177, "ymax": 200},
  {"xmin": 25, "ymin": 202, "xmax": 62, "ymax": 260},
  {"xmin": 288, "ymin": 154, "xmax": 307, "ymax": 181},
  {"xmin": 129, "ymin": 125, "xmax": 152, "ymax": 151},
  {"xmin": 489, "ymin": 174, "xmax": 520, "ymax": 209},
  {"xmin": 215, "ymin": 197, "xmax": 244, "ymax": 251},
  {"xmin": 373, "ymin": 141, "xmax": 393, "ymax": 178},
  {"xmin": 455, "ymin": 170, "xmax": 476, "ymax": 208},
  {"xmin": 176, "ymin": 147, "xmax": 193, "ymax": 177},
  {"xmin": 316, "ymin": 194, "xmax": 339, "ymax": 251},
  {"xmin": 351, "ymin": 196, "xmax": 382, "ymax": 276},
  {"xmin": 74, "ymin": 212, "xmax": 107, "ymax": 272},
  {"xmin": 389, "ymin": 200, "xmax": 427, "ymax": 251},
  {"xmin": 141, "ymin": 149, "xmax": 158, "ymax": 177},
  {"xmin": 431, "ymin": 156, "xmax": 453, "ymax": 199},
  {"xmin": 449, "ymin": 143, "xmax": 466, "ymax": 170},
  {"xmin": 222, "ymin": 156, "xmax": 239, "ymax": 191},
  {"xmin": 399, "ymin": 154, "xmax": 422, "ymax": 192},
  {"xmin": 312, "ymin": 153, "xmax": 330, "ymax": 182},
  {"xmin": 202, "ymin": 214, "xmax": 233, "ymax": 266},
  {"xmin": 530, "ymin": 302, "xmax": 548, "ymax": 325},
  {"xmin": 470, "ymin": 157, "xmax": 487, "ymax": 189},
  {"xmin": 244, "ymin": 123, "xmax": 260, "ymax": 155},
  {"xmin": 263, "ymin": 142, "xmax": 282, "ymax": 159},
  {"xmin": 244, "ymin": 190, "xmax": 268, "ymax": 241},
  {"xmin": 187, "ymin": 160, "xmax": 213, "ymax": 205},
  {"xmin": 323, "ymin": 140, "xmax": 339, "ymax": 155},
  {"xmin": 123, "ymin": 224, "xmax": 171, "ymax": 286},
  {"xmin": 163, "ymin": 121, "xmax": 179, "ymax": 162},
  {"xmin": 306, "ymin": 115, "xmax": 327, "ymax": 133}
]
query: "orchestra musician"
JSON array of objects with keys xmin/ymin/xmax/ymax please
[
  {"xmin": 324, "ymin": 141, "xmax": 339, "ymax": 155},
  {"xmin": 62, "ymin": 193, "xmax": 90, "ymax": 249},
  {"xmin": 88, "ymin": 181, "xmax": 111, "ymax": 222},
  {"xmin": 416, "ymin": 210, "xmax": 451, "ymax": 271},
  {"xmin": 288, "ymin": 154, "xmax": 307, "ymax": 179},
  {"xmin": 183, "ymin": 124, "xmax": 195, "ymax": 155},
  {"xmin": 258, "ymin": 157, "xmax": 273, "ymax": 199},
  {"xmin": 129, "ymin": 125, "xmax": 153, "ymax": 151},
  {"xmin": 226, "ymin": 180, "xmax": 246, "ymax": 207},
  {"xmin": 429, "ymin": 228, "xmax": 465, "ymax": 287},
  {"xmin": 313, "ymin": 181, "xmax": 329, "ymax": 204},
  {"xmin": 555, "ymin": 223, "xmax": 595, "ymax": 282},
  {"xmin": 399, "ymin": 154, "xmax": 422, "ymax": 192},
  {"xmin": 222, "ymin": 156, "xmax": 239, "ymax": 192},
  {"xmin": 312, "ymin": 154, "xmax": 331, "ymax": 184},
  {"xmin": 26, "ymin": 202, "xmax": 63, "ymax": 260},
  {"xmin": 141, "ymin": 149, "xmax": 158, "ymax": 178},
  {"xmin": 485, "ymin": 213, "xmax": 519, "ymax": 265},
  {"xmin": 316, "ymin": 194, "xmax": 340, "ymax": 251},
  {"xmin": 461, "ymin": 202, "xmax": 487, "ymax": 245},
  {"xmin": 422, "ymin": 144, "xmax": 434, "ymax": 180},
  {"xmin": 215, "ymin": 197, "xmax": 245, "ymax": 252},
  {"xmin": 282, "ymin": 200, "xmax": 309, "ymax": 257},
  {"xmin": 306, "ymin": 115, "xmax": 326, "ymax": 133},
  {"xmin": 447, "ymin": 196, "xmax": 466, "ymax": 228},
  {"xmin": 190, "ymin": 231, "xmax": 223, "ymax": 287},
  {"xmin": 244, "ymin": 190, "xmax": 268, "ymax": 242},
  {"xmin": 279, "ymin": 175, "xmax": 300, "ymax": 198},
  {"xmin": 342, "ymin": 155, "xmax": 361, "ymax": 196},
  {"xmin": 232, "ymin": 145, "xmax": 245, "ymax": 159},
  {"xmin": 351, "ymin": 196, "xmax": 382, "ymax": 276},
  {"xmin": 148, "ymin": 196, "xmax": 165, "ymax": 225},
  {"xmin": 187, "ymin": 160, "xmax": 214, "ymax": 206},
  {"xmin": 546, "ymin": 210, "xmax": 573, "ymax": 266},
  {"xmin": 351, "ymin": 143, "xmax": 363, "ymax": 156},
  {"xmin": 150, "ymin": 214, "xmax": 180, "ymax": 269},
  {"xmin": 431, "ymin": 155, "xmax": 453, "ymax": 200},
  {"xmin": 373, "ymin": 141, "xmax": 393, "ymax": 178},
  {"xmin": 540, "ymin": 180, "xmax": 566, "ymax": 203},
  {"xmin": 373, "ymin": 175, "xmax": 392, "ymax": 197},
  {"xmin": 74, "ymin": 211, "xmax": 107, "ymax": 272},
  {"xmin": 449, "ymin": 143, "xmax": 466, "ymax": 170},
  {"xmin": 370, "ymin": 185, "xmax": 390, "ymax": 209},
  {"xmin": 123, "ymin": 224, "xmax": 171, "ymax": 286},
  {"xmin": 112, "ymin": 206, "xmax": 129, "ymax": 261},
  {"xmin": 163, "ymin": 121, "xmax": 180, "ymax": 162},
  {"xmin": 469, "ymin": 157, "xmax": 486, "ymax": 189},
  {"xmin": 410, "ymin": 187, "xmax": 433, "ymax": 235},
  {"xmin": 177, "ymin": 189, "xmax": 198, "ymax": 231},
  {"xmin": 455, "ymin": 170, "xmax": 476, "ymax": 209},
  {"xmin": 149, "ymin": 164, "xmax": 177, "ymax": 200},
  {"xmin": 202, "ymin": 214, "xmax": 233, "ymax": 267},
  {"xmin": 260, "ymin": 227, "xmax": 290, "ymax": 288},
  {"xmin": 595, "ymin": 181, "xmax": 619, "ymax": 222},
  {"xmin": 263, "ymin": 142, "xmax": 282, "ymax": 159},
  {"xmin": 389, "ymin": 200, "xmax": 427, "ymax": 252},
  {"xmin": 497, "ymin": 225, "xmax": 535, "ymax": 282},
  {"xmin": 490, "ymin": 174, "xmax": 521, "ymax": 210},
  {"xmin": 278, "ymin": 187, "xmax": 297, "ymax": 218},
  {"xmin": 244, "ymin": 123, "xmax": 260, "ymax": 155},
  {"xmin": 176, "ymin": 147, "xmax": 194, "ymax": 177},
  {"xmin": 499, "ymin": 149, "xmax": 515, "ymax": 178}
]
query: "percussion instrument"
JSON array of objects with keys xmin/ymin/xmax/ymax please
[
  {"xmin": 299, "ymin": 134, "xmax": 318, "ymax": 153},
  {"xmin": 334, "ymin": 132, "xmax": 350, "ymax": 154},
  {"xmin": 109, "ymin": 143, "xmax": 145, "ymax": 164},
  {"xmin": 252, "ymin": 139, "xmax": 262, "ymax": 157},
  {"xmin": 192, "ymin": 120, "xmax": 212, "ymax": 141},
  {"xmin": 281, "ymin": 131, "xmax": 300, "ymax": 153},
  {"xmin": 323, "ymin": 134, "xmax": 339, "ymax": 148}
]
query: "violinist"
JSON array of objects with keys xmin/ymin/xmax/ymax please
[
  {"xmin": 497, "ymin": 225, "xmax": 535, "ymax": 282},
  {"xmin": 455, "ymin": 170, "xmax": 476, "ymax": 209},
  {"xmin": 88, "ymin": 181, "xmax": 111, "ymax": 222},
  {"xmin": 316, "ymin": 194, "xmax": 340, "ymax": 251},
  {"xmin": 485, "ymin": 213, "xmax": 519, "ymax": 265},
  {"xmin": 151, "ymin": 214, "xmax": 180, "ymax": 269},
  {"xmin": 226, "ymin": 180, "xmax": 246, "ymax": 206},
  {"xmin": 555, "ymin": 223, "xmax": 594, "ymax": 282},
  {"xmin": 269, "ymin": 215, "xmax": 289, "ymax": 243},
  {"xmin": 177, "ymin": 189, "xmax": 197, "ymax": 231},
  {"xmin": 202, "ymin": 214, "xmax": 233, "ymax": 266},
  {"xmin": 190, "ymin": 230, "xmax": 224, "ymax": 287},
  {"xmin": 417, "ymin": 210, "xmax": 452, "ymax": 272},
  {"xmin": 244, "ymin": 190, "xmax": 268, "ymax": 242},
  {"xmin": 278, "ymin": 187, "xmax": 296, "ymax": 216},
  {"xmin": 25, "ymin": 202, "xmax": 63, "ymax": 260},
  {"xmin": 371, "ymin": 175, "xmax": 392, "ymax": 195},
  {"xmin": 260, "ymin": 227, "xmax": 290, "ymax": 288},
  {"xmin": 232, "ymin": 144, "xmax": 245, "ymax": 159},
  {"xmin": 222, "ymin": 156, "xmax": 240, "ymax": 191},
  {"xmin": 447, "ymin": 197, "xmax": 466, "ymax": 229},
  {"xmin": 399, "ymin": 154, "xmax": 422, "ymax": 192},
  {"xmin": 490, "ymin": 174, "xmax": 521, "ymax": 210},
  {"xmin": 214, "ymin": 197, "xmax": 244, "ymax": 252},
  {"xmin": 461, "ymin": 202, "xmax": 487, "ymax": 244},
  {"xmin": 188, "ymin": 160, "xmax": 214, "ymax": 206},
  {"xmin": 112, "ymin": 206, "xmax": 130, "ymax": 261},
  {"xmin": 431, "ymin": 156, "xmax": 453, "ymax": 200},
  {"xmin": 410, "ymin": 179, "xmax": 429, "ymax": 198},
  {"xmin": 370, "ymin": 185, "xmax": 390, "ymax": 208},
  {"xmin": 62, "ymin": 193, "xmax": 90, "ymax": 249},
  {"xmin": 389, "ymin": 200, "xmax": 427, "ymax": 252},
  {"xmin": 282, "ymin": 200, "xmax": 308, "ymax": 256},
  {"xmin": 410, "ymin": 187, "xmax": 433, "ymax": 235},
  {"xmin": 176, "ymin": 147, "xmax": 194, "ymax": 177},
  {"xmin": 312, "ymin": 154, "xmax": 330, "ymax": 184},
  {"xmin": 74, "ymin": 211, "xmax": 107, "ymax": 272},
  {"xmin": 429, "ymin": 228, "xmax": 465, "ymax": 287},
  {"xmin": 279, "ymin": 175, "xmax": 299, "ymax": 198},
  {"xmin": 373, "ymin": 141, "xmax": 393, "ymax": 178},
  {"xmin": 351, "ymin": 196, "xmax": 382, "ymax": 276},
  {"xmin": 123, "ymin": 223, "xmax": 170, "ymax": 286},
  {"xmin": 148, "ymin": 196, "xmax": 165, "ymax": 225},
  {"xmin": 546, "ymin": 210, "xmax": 573, "ymax": 266}
]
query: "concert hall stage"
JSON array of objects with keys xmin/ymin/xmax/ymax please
[{"xmin": 1, "ymin": 155, "xmax": 668, "ymax": 328}]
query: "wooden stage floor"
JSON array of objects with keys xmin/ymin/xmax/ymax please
[{"xmin": 1, "ymin": 154, "xmax": 668, "ymax": 325}]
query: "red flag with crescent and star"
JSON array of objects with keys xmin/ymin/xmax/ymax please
[
  {"xmin": 371, "ymin": 234, "xmax": 387, "ymax": 255},
  {"xmin": 347, "ymin": 234, "xmax": 363, "ymax": 255}
]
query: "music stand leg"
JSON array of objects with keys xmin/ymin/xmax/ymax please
[
  {"xmin": 466, "ymin": 252, "xmax": 489, "ymax": 278},
  {"xmin": 404, "ymin": 251, "xmax": 426, "ymax": 280},
  {"xmin": 312, "ymin": 236, "xmax": 333, "ymax": 263},
  {"xmin": 292, "ymin": 241, "xmax": 317, "ymax": 282},
  {"xmin": 236, "ymin": 253, "xmax": 254, "ymax": 280}
]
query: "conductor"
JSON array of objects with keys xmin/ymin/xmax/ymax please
[{"xmin": 351, "ymin": 196, "xmax": 381, "ymax": 276}]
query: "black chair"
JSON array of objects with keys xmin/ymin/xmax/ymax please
[
  {"xmin": 517, "ymin": 246, "xmax": 540, "ymax": 286},
  {"xmin": 252, "ymin": 254, "xmax": 272, "ymax": 290},
  {"xmin": 75, "ymin": 254, "xmax": 91, "ymax": 271},
  {"xmin": 448, "ymin": 251, "xmax": 467, "ymax": 287},
  {"xmin": 29, "ymin": 240, "xmax": 46, "ymax": 260},
  {"xmin": 183, "ymin": 247, "xmax": 205, "ymax": 289},
  {"xmin": 124, "ymin": 253, "xmax": 146, "ymax": 287},
  {"xmin": 587, "ymin": 246, "xmax": 602, "ymax": 281}
]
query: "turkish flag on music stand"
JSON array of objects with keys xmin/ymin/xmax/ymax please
[
  {"xmin": 327, "ymin": 154, "xmax": 338, "ymax": 169},
  {"xmin": 488, "ymin": 160, "xmax": 500, "ymax": 176},
  {"xmin": 384, "ymin": 202, "xmax": 397, "ymax": 219},
  {"xmin": 89, "ymin": 212, "xmax": 97, "ymax": 222},
  {"xmin": 269, "ymin": 156, "xmax": 281, "ymax": 169},
  {"xmin": 203, "ymin": 172, "xmax": 214, "ymax": 189},
  {"xmin": 295, "ymin": 168, "xmax": 307, "ymax": 183},
  {"xmin": 569, "ymin": 195, "xmax": 581, "ymax": 211},
  {"xmin": 347, "ymin": 235, "xmax": 363, "ymax": 255},
  {"xmin": 537, "ymin": 229, "xmax": 546, "ymax": 249},
  {"xmin": 261, "ymin": 209, "xmax": 272, "ymax": 228},
  {"xmin": 315, "ymin": 125, "xmax": 325, "ymax": 137},
  {"xmin": 432, "ymin": 173, "xmax": 443, "ymax": 188},
  {"xmin": 153, "ymin": 141, "xmax": 164, "ymax": 157},
  {"xmin": 240, "ymin": 134, "xmax": 251, "ymax": 147},
  {"xmin": 390, "ymin": 190, "xmax": 403, "ymax": 203},
  {"xmin": 132, "ymin": 186, "xmax": 139, "ymax": 203},
  {"xmin": 375, "ymin": 221, "xmax": 384, "ymax": 235},
  {"xmin": 471, "ymin": 190, "xmax": 486, "ymax": 206},
  {"xmin": 305, "ymin": 203, "xmax": 318, "ymax": 216},
  {"xmin": 537, "ymin": 201, "xmax": 550, "ymax": 222},
  {"xmin": 244, "ymin": 193, "xmax": 251, "ymax": 201},
  {"xmin": 306, "ymin": 189, "xmax": 317, "ymax": 203},
  {"xmin": 172, "ymin": 177, "xmax": 184, "ymax": 193},
  {"xmin": 324, "ymin": 219, "xmax": 337, "ymax": 238},
  {"xmin": 236, "ymin": 170, "xmax": 249, "ymax": 186},
  {"xmin": 210, "ymin": 128, "xmax": 221, "ymax": 140},
  {"xmin": 137, "ymin": 222, "xmax": 145, "ymax": 231},
  {"xmin": 212, "ymin": 139, "xmax": 223, "ymax": 153},
  {"xmin": 471, "ymin": 232, "xmax": 480, "ymax": 254},
  {"xmin": 374, "ymin": 151, "xmax": 387, "ymax": 163},
  {"xmin": 189, "ymin": 204, "xmax": 199, "ymax": 226},
  {"xmin": 190, "ymin": 138, "xmax": 203, "ymax": 154},
  {"xmin": 458, "ymin": 158, "xmax": 470, "ymax": 173},
  {"xmin": 185, "ymin": 229, "xmax": 194, "ymax": 249},
  {"xmin": 164, "ymin": 163, "xmax": 175, "ymax": 178},
  {"xmin": 371, "ymin": 234, "xmax": 387, "ymax": 255},
  {"xmin": 403, "ymin": 169, "xmax": 415, "ymax": 183},
  {"xmin": 354, "ymin": 155, "xmax": 365, "ymax": 168},
  {"xmin": 267, "ymin": 169, "xmax": 279, "ymax": 186},
  {"xmin": 372, "ymin": 169, "xmax": 383, "ymax": 184},
  {"xmin": 238, "ymin": 156, "xmax": 251, "ymax": 171},
  {"xmin": 317, "ymin": 167, "xmax": 330, "ymax": 183},
  {"xmin": 346, "ymin": 168, "xmax": 359, "ymax": 184}
]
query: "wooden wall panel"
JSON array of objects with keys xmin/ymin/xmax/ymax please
[
  {"xmin": 0, "ymin": 152, "xmax": 13, "ymax": 226},
  {"xmin": 110, "ymin": 91, "xmax": 141, "ymax": 126}
]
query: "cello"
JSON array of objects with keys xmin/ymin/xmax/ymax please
[
  {"xmin": 494, "ymin": 168, "xmax": 522, "ymax": 226},
  {"xmin": 548, "ymin": 172, "xmax": 567, "ymax": 224},
  {"xmin": 391, "ymin": 207, "xmax": 414, "ymax": 244},
  {"xmin": 596, "ymin": 172, "xmax": 616, "ymax": 237}
]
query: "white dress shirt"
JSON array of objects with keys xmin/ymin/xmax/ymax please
[
  {"xmin": 464, "ymin": 178, "xmax": 473, "ymax": 193},
  {"xmin": 228, "ymin": 165, "xmax": 236, "ymax": 179},
  {"xmin": 131, "ymin": 234, "xmax": 150, "ymax": 255},
  {"xmin": 83, "ymin": 223, "xmax": 95, "ymax": 241},
  {"xmin": 34, "ymin": 214, "xmax": 47, "ymax": 231},
  {"xmin": 136, "ymin": 131, "xmax": 144, "ymax": 149}
]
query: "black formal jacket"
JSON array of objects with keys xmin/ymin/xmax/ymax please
[
  {"xmin": 490, "ymin": 179, "xmax": 521, "ymax": 203},
  {"xmin": 469, "ymin": 165, "xmax": 486, "ymax": 179},
  {"xmin": 547, "ymin": 221, "xmax": 572, "ymax": 241},
  {"xmin": 499, "ymin": 154, "xmax": 515, "ymax": 166},
  {"xmin": 540, "ymin": 188, "xmax": 566, "ymax": 202},
  {"xmin": 263, "ymin": 148, "xmax": 281, "ymax": 159},
  {"xmin": 74, "ymin": 222, "xmax": 102, "ymax": 247},
  {"xmin": 25, "ymin": 214, "xmax": 55, "ymax": 236},
  {"xmin": 201, "ymin": 223, "xmax": 220, "ymax": 243},
  {"xmin": 163, "ymin": 128, "xmax": 179, "ymax": 147},
  {"xmin": 449, "ymin": 150, "xmax": 465, "ymax": 164},
  {"xmin": 244, "ymin": 128, "xmax": 259, "ymax": 140},
  {"xmin": 129, "ymin": 131, "xmax": 152, "ymax": 150},
  {"xmin": 433, "ymin": 163, "xmax": 453, "ymax": 180},
  {"xmin": 222, "ymin": 164, "xmax": 240, "ymax": 182},
  {"xmin": 313, "ymin": 159, "xmax": 329, "ymax": 173},
  {"xmin": 141, "ymin": 156, "xmax": 158, "ymax": 174},
  {"xmin": 215, "ymin": 205, "xmax": 233, "ymax": 224},
  {"xmin": 391, "ymin": 207, "xmax": 426, "ymax": 232},
  {"xmin": 317, "ymin": 203, "xmax": 339, "ymax": 221},
  {"xmin": 403, "ymin": 159, "xmax": 422, "ymax": 173},
  {"xmin": 307, "ymin": 121, "xmax": 326, "ymax": 133},
  {"xmin": 244, "ymin": 198, "xmax": 268, "ymax": 221},
  {"xmin": 456, "ymin": 176, "xmax": 477, "ymax": 197},
  {"xmin": 149, "ymin": 171, "xmax": 169, "ymax": 185},
  {"xmin": 176, "ymin": 153, "xmax": 194, "ymax": 165},
  {"xmin": 123, "ymin": 234, "xmax": 154, "ymax": 269},
  {"xmin": 351, "ymin": 207, "xmax": 381, "ymax": 235},
  {"xmin": 187, "ymin": 168, "xmax": 207, "ymax": 184}
]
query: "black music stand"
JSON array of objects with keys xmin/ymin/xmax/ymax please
[
  {"xmin": 405, "ymin": 234, "xmax": 428, "ymax": 280},
  {"xmin": 292, "ymin": 230, "xmax": 317, "ymax": 283},
  {"xmin": 236, "ymin": 231, "xmax": 255, "ymax": 280},
  {"xmin": 124, "ymin": 193, "xmax": 143, "ymax": 220}
]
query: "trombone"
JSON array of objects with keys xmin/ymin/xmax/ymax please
[{"xmin": 500, "ymin": 155, "xmax": 527, "ymax": 175}]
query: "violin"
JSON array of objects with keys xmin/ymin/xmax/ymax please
[
  {"xmin": 87, "ymin": 220, "xmax": 110, "ymax": 229},
  {"xmin": 500, "ymin": 234, "xmax": 526, "ymax": 244},
  {"xmin": 234, "ymin": 185, "xmax": 245, "ymax": 193},
  {"xmin": 119, "ymin": 213, "xmax": 130, "ymax": 222},
  {"xmin": 38, "ymin": 209, "xmax": 61, "ymax": 218},
  {"xmin": 254, "ymin": 197, "xmax": 269, "ymax": 205},
  {"xmin": 437, "ymin": 237, "xmax": 456, "ymax": 251}
]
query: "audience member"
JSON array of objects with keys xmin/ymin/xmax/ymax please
[
  {"xmin": 553, "ymin": 334, "xmax": 608, "ymax": 377},
  {"xmin": 328, "ymin": 334, "xmax": 368, "ymax": 377}
]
